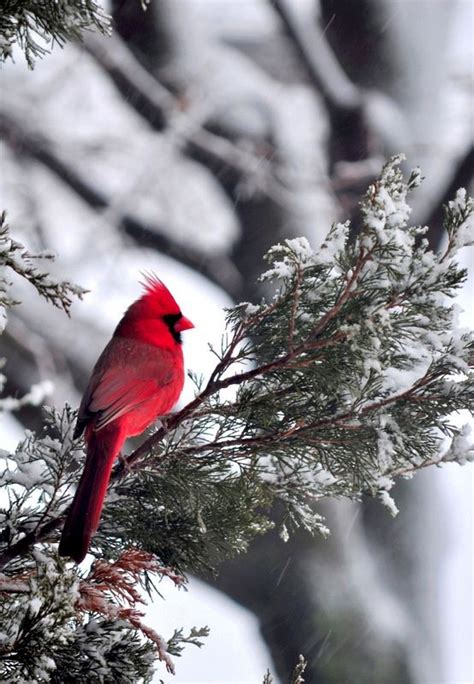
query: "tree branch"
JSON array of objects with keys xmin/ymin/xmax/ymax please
[
  {"xmin": 424, "ymin": 145, "xmax": 474, "ymax": 250},
  {"xmin": 0, "ymin": 304, "xmax": 450, "ymax": 572},
  {"xmin": 82, "ymin": 33, "xmax": 291, "ymax": 206},
  {"xmin": 268, "ymin": 0, "xmax": 362, "ymax": 113},
  {"xmin": 0, "ymin": 109, "xmax": 242, "ymax": 298},
  {"xmin": 268, "ymin": 0, "xmax": 369, "ymax": 160}
]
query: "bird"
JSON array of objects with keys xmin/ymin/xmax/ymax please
[{"xmin": 58, "ymin": 275, "xmax": 194, "ymax": 563}]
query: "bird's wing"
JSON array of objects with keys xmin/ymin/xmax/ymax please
[
  {"xmin": 75, "ymin": 338, "xmax": 177, "ymax": 435},
  {"xmin": 88, "ymin": 369, "xmax": 170, "ymax": 431}
]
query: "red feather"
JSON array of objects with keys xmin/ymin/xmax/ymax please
[{"xmin": 58, "ymin": 276, "xmax": 193, "ymax": 563}]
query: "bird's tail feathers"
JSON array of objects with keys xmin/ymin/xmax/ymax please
[{"xmin": 58, "ymin": 424, "xmax": 124, "ymax": 563}]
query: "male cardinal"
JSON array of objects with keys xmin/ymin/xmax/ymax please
[{"xmin": 58, "ymin": 275, "xmax": 193, "ymax": 563}]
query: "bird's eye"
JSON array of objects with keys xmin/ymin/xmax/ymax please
[
  {"xmin": 162, "ymin": 313, "xmax": 182, "ymax": 328},
  {"xmin": 162, "ymin": 313, "xmax": 183, "ymax": 343}
]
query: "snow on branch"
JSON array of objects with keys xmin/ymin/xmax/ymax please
[
  {"xmin": 264, "ymin": 655, "xmax": 307, "ymax": 684},
  {"xmin": 0, "ymin": 212, "xmax": 87, "ymax": 327},
  {"xmin": 106, "ymin": 156, "xmax": 472, "ymax": 534},
  {"xmin": 0, "ymin": 408, "xmax": 206, "ymax": 679}
]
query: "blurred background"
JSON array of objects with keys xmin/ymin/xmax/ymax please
[{"xmin": 0, "ymin": 0, "xmax": 472, "ymax": 682}]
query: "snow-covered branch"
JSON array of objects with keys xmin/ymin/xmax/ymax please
[
  {"xmin": 0, "ymin": 212, "xmax": 86, "ymax": 328},
  {"xmin": 82, "ymin": 32, "xmax": 291, "ymax": 207}
]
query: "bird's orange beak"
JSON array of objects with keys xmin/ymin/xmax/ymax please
[{"xmin": 175, "ymin": 315, "xmax": 194, "ymax": 332}]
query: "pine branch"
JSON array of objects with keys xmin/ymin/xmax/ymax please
[
  {"xmin": 1, "ymin": 155, "xmax": 472, "ymax": 679},
  {"xmin": 264, "ymin": 655, "xmax": 307, "ymax": 684}
]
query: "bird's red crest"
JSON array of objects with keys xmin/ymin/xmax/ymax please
[{"xmin": 139, "ymin": 272, "xmax": 181, "ymax": 315}]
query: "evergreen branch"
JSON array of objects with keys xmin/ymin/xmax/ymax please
[
  {"xmin": 1, "ymin": 156, "xmax": 473, "ymax": 680},
  {"xmin": 0, "ymin": 212, "xmax": 87, "ymax": 319},
  {"xmin": 264, "ymin": 654, "xmax": 307, "ymax": 684},
  {"xmin": 0, "ymin": 0, "xmax": 111, "ymax": 68},
  {"xmin": 1, "ymin": 157, "xmax": 472, "ymax": 584},
  {"xmin": 77, "ymin": 549, "xmax": 188, "ymax": 674}
]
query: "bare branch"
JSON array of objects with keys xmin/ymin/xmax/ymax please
[
  {"xmin": 268, "ymin": 0, "xmax": 362, "ymax": 113},
  {"xmin": 82, "ymin": 33, "xmax": 292, "ymax": 206},
  {"xmin": 0, "ymin": 109, "xmax": 242, "ymax": 298}
]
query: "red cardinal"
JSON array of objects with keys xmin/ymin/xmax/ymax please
[{"xmin": 58, "ymin": 275, "xmax": 193, "ymax": 563}]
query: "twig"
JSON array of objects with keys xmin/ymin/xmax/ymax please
[
  {"xmin": 424, "ymin": 145, "xmax": 474, "ymax": 250},
  {"xmin": 288, "ymin": 265, "xmax": 302, "ymax": 352},
  {"xmin": 310, "ymin": 248, "xmax": 372, "ymax": 338},
  {"xmin": 0, "ymin": 324, "xmax": 344, "ymax": 569},
  {"xmin": 0, "ymin": 340, "xmax": 451, "ymax": 571}
]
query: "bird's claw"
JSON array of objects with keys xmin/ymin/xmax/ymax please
[{"xmin": 117, "ymin": 452, "xmax": 133, "ymax": 477}]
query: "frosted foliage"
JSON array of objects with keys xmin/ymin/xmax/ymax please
[
  {"xmin": 0, "ymin": 213, "xmax": 86, "ymax": 320},
  {"xmin": 448, "ymin": 188, "xmax": 474, "ymax": 248},
  {"xmin": 444, "ymin": 424, "xmax": 474, "ymax": 465},
  {"xmin": 0, "ymin": 0, "xmax": 110, "ymax": 67},
  {"xmin": 237, "ymin": 157, "xmax": 473, "ymax": 517},
  {"xmin": 1, "ymin": 157, "xmax": 473, "ymax": 681}
]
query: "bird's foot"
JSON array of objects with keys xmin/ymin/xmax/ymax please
[
  {"xmin": 157, "ymin": 416, "xmax": 169, "ymax": 432},
  {"xmin": 117, "ymin": 451, "xmax": 133, "ymax": 477}
]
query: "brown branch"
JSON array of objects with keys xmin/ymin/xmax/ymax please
[
  {"xmin": 0, "ymin": 324, "xmax": 345, "ymax": 570},
  {"xmin": 0, "ymin": 515, "xmax": 67, "ymax": 570},
  {"xmin": 0, "ymin": 251, "xmax": 449, "ymax": 571},
  {"xmin": 0, "ymin": 347, "xmax": 447, "ymax": 571},
  {"xmin": 310, "ymin": 248, "xmax": 372, "ymax": 338},
  {"xmin": 288, "ymin": 265, "xmax": 302, "ymax": 352}
]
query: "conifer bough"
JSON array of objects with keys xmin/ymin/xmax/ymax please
[
  {"xmin": 1, "ymin": 156, "xmax": 473, "ymax": 680},
  {"xmin": 0, "ymin": 0, "xmax": 111, "ymax": 68}
]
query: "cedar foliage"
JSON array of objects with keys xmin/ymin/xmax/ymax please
[
  {"xmin": 0, "ymin": 158, "xmax": 473, "ymax": 681},
  {"xmin": 0, "ymin": 0, "xmax": 110, "ymax": 67}
]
